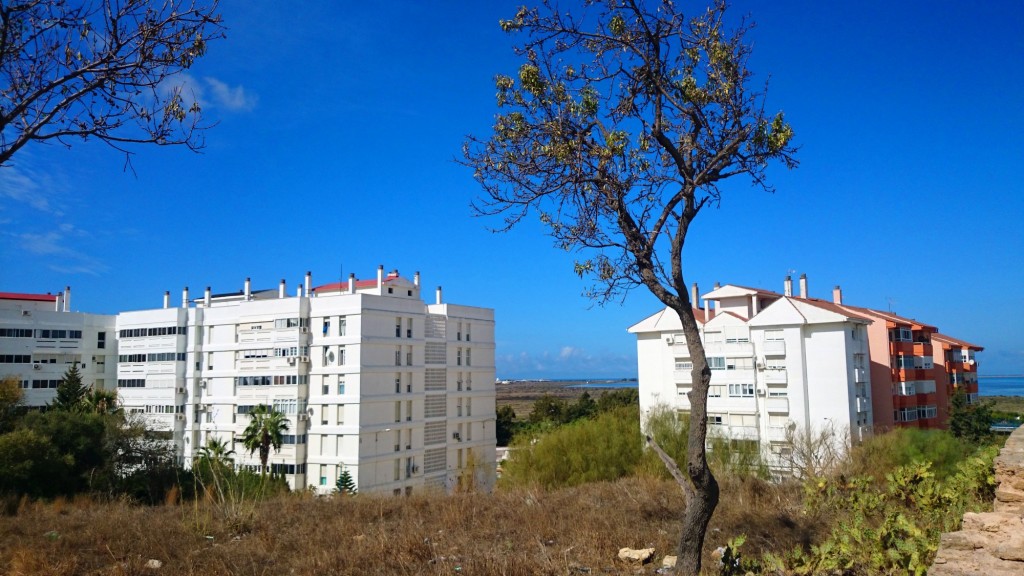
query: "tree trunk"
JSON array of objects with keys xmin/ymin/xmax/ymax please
[{"xmin": 672, "ymin": 303, "xmax": 720, "ymax": 574}]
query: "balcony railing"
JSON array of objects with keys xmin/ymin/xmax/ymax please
[{"xmin": 764, "ymin": 370, "xmax": 787, "ymax": 385}]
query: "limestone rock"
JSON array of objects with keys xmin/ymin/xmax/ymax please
[{"xmin": 618, "ymin": 547, "xmax": 655, "ymax": 563}]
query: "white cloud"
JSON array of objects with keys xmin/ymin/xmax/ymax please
[
  {"xmin": 166, "ymin": 73, "xmax": 257, "ymax": 113},
  {"xmin": 204, "ymin": 76, "xmax": 258, "ymax": 112},
  {"xmin": 498, "ymin": 346, "xmax": 636, "ymax": 379}
]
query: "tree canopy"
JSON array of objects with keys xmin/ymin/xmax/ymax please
[
  {"xmin": 240, "ymin": 404, "xmax": 289, "ymax": 476},
  {"xmin": 0, "ymin": 0, "xmax": 224, "ymax": 167}
]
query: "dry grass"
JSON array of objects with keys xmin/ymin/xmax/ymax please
[{"xmin": 0, "ymin": 475, "xmax": 817, "ymax": 576}]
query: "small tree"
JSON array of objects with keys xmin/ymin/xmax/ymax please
[
  {"xmin": 949, "ymin": 390, "xmax": 993, "ymax": 444},
  {"xmin": 463, "ymin": 1, "xmax": 796, "ymax": 570},
  {"xmin": 82, "ymin": 387, "xmax": 120, "ymax": 415},
  {"xmin": 240, "ymin": 404, "xmax": 289, "ymax": 476},
  {"xmin": 0, "ymin": 375, "xmax": 23, "ymax": 433},
  {"xmin": 496, "ymin": 404, "xmax": 517, "ymax": 446},
  {"xmin": 335, "ymin": 468, "xmax": 356, "ymax": 495},
  {"xmin": 51, "ymin": 362, "xmax": 88, "ymax": 411},
  {"xmin": 0, "ymin": 0, "xmax": 225, "ymax": 167}
]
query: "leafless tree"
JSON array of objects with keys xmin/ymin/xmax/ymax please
[{"xmin": 0, "ymin": 0, "xmax": 223, "ymax": 168}]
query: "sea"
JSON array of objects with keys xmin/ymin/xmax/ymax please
[
  {"xmin": 524, "ymin": 376, "xmax": 1024, "ymax": 396},
  {"xmin": 980, "ymin": 376, "xmax": 1024, "ymax": 397}
]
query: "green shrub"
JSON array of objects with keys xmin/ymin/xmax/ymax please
[{"xmin": 501, "ymin": 406, "xmax": 642, "ymax": 488}]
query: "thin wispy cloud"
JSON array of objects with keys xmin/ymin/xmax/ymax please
[
  {"xmin": 169, "ymin": 73, "xmax": 258, "ymax": 113},
  {"xmin": 0, "ymin": 162, "xmax": 57, "ymax": 212},
  {"xmin": 12, "ymin": 231, "xmax": 108, "ymax": 276}
]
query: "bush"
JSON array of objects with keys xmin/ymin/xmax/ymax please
[
  {"xmin": 849, "ymin": 428, "xmax": 975, "ymax": 480},
  {"xmin": 502, "ymin": 406, "xmax": 642, "ymax": 488}
]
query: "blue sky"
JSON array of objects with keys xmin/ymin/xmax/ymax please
[{"xmin": 1, "ymin": 1, "xmax": 1022, "ymax": 379}]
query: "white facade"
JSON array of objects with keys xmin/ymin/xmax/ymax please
[
  {"xmin": 0, "ymin": 289, "xmax": 116, "ymax": 404},
  {"xmin": 629, "ymin": 283, "xmax": 872, "ymax": 470},
  {"xmin": 4, "ymin": 269, "xmax": 497, "ymax": 496}
]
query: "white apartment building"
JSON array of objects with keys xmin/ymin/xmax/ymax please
[
  {"xmin": 0, "ymin": 289, "xmax": 116, "ymax": 403},
  {"xmin": 629, "ymin": 277, "xmax": 873, "ymax": 469},
  {"xmin": 114, "ymin": 267, "xmax": 496, "ymax": 495}
]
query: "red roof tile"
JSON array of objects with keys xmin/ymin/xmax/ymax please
[{"xmin": 0, "ymin": 292, "xmax": 57, "ymax": 302}]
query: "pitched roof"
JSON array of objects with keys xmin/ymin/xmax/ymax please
[
  {"xmin": 838, "ymin": 304, "xmax": 937, "ymax": 331},
  {"xmin": 627, "ymin": 307, "xmax": 706, "ymax": 333},
  {"xmin": 932, "ymin": 333, "xmax": 984, "ymax": 351},
  {"xmin": 0, "ymin": 292, "xmax": 57, "ymax": 302}
]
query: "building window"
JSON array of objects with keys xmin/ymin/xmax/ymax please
[
  {"xmin": 406, "ymin": 400, "xmax": 412, "ymax": 421},
  {"xmin": 708, "ymin": 385, "xmax": 724, "ymax": 398},
  {"xmin": 675, "ymin": 360, "xmax": 693, "ymax": 371},
  {"xmin": 704, "ymin": 331, "xmax": 723, "ymax": 344},
  {"xmin": 337, "ymin": 377, "xmax": 345, "ymax": 395},
  {"xmin": 323, "ymin": 318, "xmax": 330, "ymax": 336},
  {"xmin": 728, "ymin": 383, "xmax": 755, "ymax": 398},
  {"xmin": 394, "ymin": 401, "xmax": 401, "ymax": 423},
  {"xmin": 466, "ymin": 348, "xmax": 472, "ymax": 366},
  {"xmin": 764, "ymin": 330, "xmax": 783, "ymax": 341},
  {"xmin": 395, "ymin": 318, "xmax": 402, "ymax": 338},
  {"xmin": 466, "ymin": 323, "xmax": 471, "ymax": 342},
  {"xmin": 457, "ymin": 322, "xmax": 462, "ymax": 341},
  {"xmin": 708, "ymin": 357, "xmax": 725, "ymax": 370},
  {"xmin": 405, "ymin": 346, "xmax": 412, "ymax": 366},
  {"xmin": 457, "ymin": 348, "xmax": 462, "ymax": 366},
  {"xmin": 97, "ymin": 331, "xmax": 106, "ymax": 349},
  {"xmin": 338, "ymin": 317, "xmax": 346, "ymax": 337},
  {"xmin": 395, "ymin": 347, "xmax": 401, "ymax": 366},
  {"xmin": 338, "ymin": 346, "xmax": 346, "ymax": 365},
  {"xmin": 708, "ymin": 414, "xmax": 724, "ymax": 425},
  {"xmin": 406, "ymin": 318, "xmax": 413, "ymax": 338}
]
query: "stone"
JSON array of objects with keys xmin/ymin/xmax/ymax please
[
  {"xmin": 993, "ymin": 537, "xmax": 1024, "ymax": 562},
  {"xmin": 618, "ymin": 547, "xmax": 655, "ymax": 563},
  {"xmin": 662, "ymin": 555, "xmax": 677, "ymax": 568},
  {"xmin": 145, "ymin": 559, "xmax": 163, "ymax": 570}
]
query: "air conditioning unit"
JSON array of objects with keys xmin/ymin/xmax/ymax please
[
  {"xmin": 406, "ymin": 444, "xmax": 411, "ymax": 450},
  {"xmin": 756, "ymin": 361, "xmax": 765, "ymax": 370},
  {"xmin": 665, "ymin": 335, "xmax": 675, "ymax": 345},
  {"xmin": 757, "ymin": 388, "xmax": 766, "ymax": 396},
  {"xmin": 297, "ymin": 356, "xmax": 310, "ymax": 363},
  {"xmin": 199, "ymin": 380, "xmax": 207, "ymax": 388},
  {"xmin": 287, "ymin": 357, "xmax": 296, "ymax": 364},
  {"xmin": 299, "ymin": 327, "xmax": 309, "ymax": 334},
  {"xmin": 33, "ymin": 364, "xmax": 41, "ymax": 370},
  {"xmin": 175, "ymin": 414, "xmax": 185, "ymax": 421},
  {"xmin": 176, "ymin": 387, "xmax": 186, "ymax": 394},
  {"xmin": 197, "ymin": 404, "xmax": 209, "ymax": 412},
  {"xmin": 21, "ymin": 310, "xmax": 31, "ymax": 317},
  {"xmin": 411, "ymin": 464, "xmax": 420, "ymax": 474},
  {"xmin": 297, "ymin": 414, "xmax": 308, "ymax": 421},
  {"xmin": 452, "ymin": 432, "xmax": 461, "ymax": 441}
]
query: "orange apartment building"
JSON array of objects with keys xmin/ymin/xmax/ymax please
[
  {"xmin": 931, "ymin": 334, "xmax": 984, "ymax": 423},
  {"xmin": 788, "ymin": 278, "xmax": 980, "ymax": 432}
]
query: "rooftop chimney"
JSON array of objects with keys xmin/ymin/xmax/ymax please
[
  {"xmin": 348, "ymin": 273, "xmax": 356, "ymax": 294},
  {"xmin": 304, "ymin": 271, "xmax": 311, "ymax": 296},
  {"xmin": 204, "ymin": 286, "xmax": 211, "ymax": 307},
  {"xmin": 296, "ymin": 285, "xmax": 302, "ymax": 298},
  {"xmin": 784, "ymin": 275, "xmax": 793, "ymax": 297},
  {"xmin": 832, "ymin": 285, "xmax": 843, "ymax": 305},
  {"xmin": 182, "ymin": 286, "xmax": 189, "ymax": 308},
  {"xmin": 163, "ymin": 291, "xmax": 170, "ymax": 309},
  {"xmin": 244, "ymin": 277, "xmax": 251, "ymax": 300},
  {"xmin": 714, "ymin": 281, "xmax": 721, "ymax": 290},
  {"xmin": 436, "ymin": 286, "xmax": 443, "ymax": 305},
  {"xmin": 414, "ymin": 271, "xmax": 420, "ymax": 287},
  {"xmin": 690, "ymin": 282, "xmax": 699, "ymax": 306},
  {"xmin": 63, "ymin": 286, "xmax": 70, "ymax": 312},
  {"xmin": 278, "ymin": 279, "xmax": 286, "ymax": 299},
  {"xmin": 54, "ymin": 291, "xmax": 62, "ymax": 312},
  {"xmin": 377, "ymin": 265, "xmax": 384, "ymax": 289},
  {"xmin": 799, "ymin": 273, "xmax": 808, "ymax": 299}
]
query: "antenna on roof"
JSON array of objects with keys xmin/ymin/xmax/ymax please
[{"xmin": 886, "ymin": 296, "xmax": 896, "ymax": 312}]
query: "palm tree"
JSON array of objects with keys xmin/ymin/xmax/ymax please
[
  {"xmin": 82, "ymin": 387, "xmax": 120, "ymax": 415},
  {"xmin": 240, "ymin": 404, "xmax": 289, "ymax": 476},
  {"xmin": 196, "ymin": 436, "xmax": 235, "ymax": 467}
]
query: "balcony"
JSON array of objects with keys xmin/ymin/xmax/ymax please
[
  {"xmin": 672, "ymin": 343, "xmax": 690, "ymax": 357},
  {"xmin": 765, "ymin": 397, "xmax": 789, "ymax": 414},
  {"xmin": 766, "ymin": 426, "xmax": 789, "ymax": 442},
  {"xmin": 762, "ymin": 340, "xmax": 786, "ymax": 356},
  {"xmin": 764, "ymin": 370, "xmax": 787, "ymax": 385},
  {"xmin": 727, "ymin": 425, "xmax": 760, "ymax": 441},
  {"xmin": 856, "ymin": 397, "xmax": 870, "ymax": 413},
  {"xmin": 854, "ymin": 368, "xmax": 868, "ymax": 383}
]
